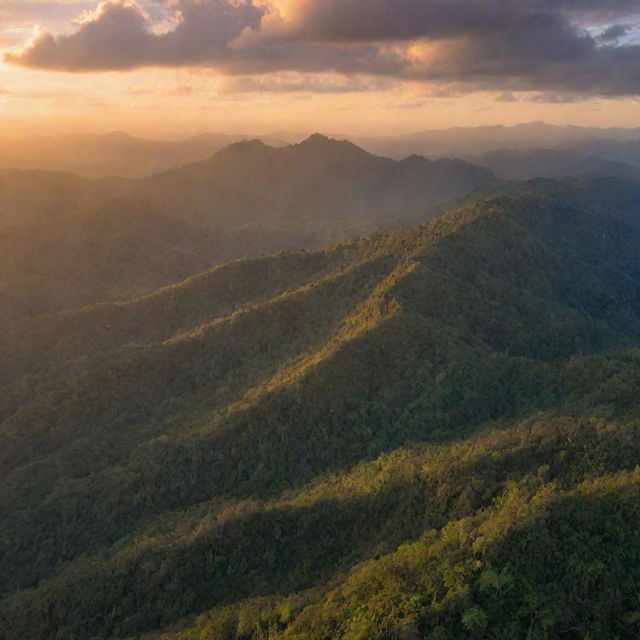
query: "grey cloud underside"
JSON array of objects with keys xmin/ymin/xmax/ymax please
[
  {"xmin": 599, "ymin": 24, "xmax": 631, "ymax": 42},
  {"xmin": 6, "ymin": 1, "xmax": 266, "ymax": 69},
  {"xmin": 220, "ymin": 75, "xmax": 396, "ymax": 94},
  {"xmin": 5, "ymin": 0, "xmax": 640, "ymax": 96}
]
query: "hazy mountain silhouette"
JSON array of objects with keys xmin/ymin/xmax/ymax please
[
  {"xmin": 134, "ymin": 134, "xmax": 496, "ymax": 229},
  {"xmin": 466, "ymin": 147, "xmax": 640, "ymax": 181},
  {"xmin": 355, "ymin": 121, "xmax": 640, "ymax": 159},
  {"xmin": 2, "ymin": 123, "xmax": 638, "ymax": 178},
  {"xmin": 0, "ymin": 132, "xmax": 286, "ymax": 179},
  {"xmin": 559, "ymin": 137, "xmax": 640, "ymax": 168},
  {"xmin": 1, "ymin": 135, "xmax": 496, "ymax": 319}
]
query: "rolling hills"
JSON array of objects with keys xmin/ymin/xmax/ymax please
[
  {"xmin": 2, "ymin": 186, "xmax": 640, "ymax": 639},
  {"xmin": 0, "ymin": 132, "xmax": 286, "ymax": 179},
  {"xmin": 1, "ymin": 135, "xmax": 496, "ymax": 320},
  {"xmin": 355, "ymin": 121, "xmax": 640, "ymax": 159},
  {"xmin": 3, "ymin": 123, "xmax": 639, "ymax": 178},
  {"xmin": 465, "ymin": 148, "xmax": 640, "ymax": 181}
]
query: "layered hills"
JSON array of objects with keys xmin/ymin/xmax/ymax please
[
  {"xmin": 466, "ymin": 148, "xmax": 640, "ymax": 181},
  {"xmin": 0, "ymin": 132, "xmax": 286, "ymax": 179},
  {"xmin": 134, "ymin": 135, "xmax": 495, "ymax": 229},
  {"xmin": 356, "ymin": 121, "xmax": 640, "ymax": 159},
  {"xmin": 4, "ymin": 123, "xmax": 638, "ymax": 177},
  {"xmin": 2, "ymin": 184, "xmax": 640, "ymax": 639},
  {"xmin": 1, "ymin": 135, "xmax": 495, "ymax": 320}
]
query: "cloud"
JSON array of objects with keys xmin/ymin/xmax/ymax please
[
  {"xmin": 5, "ymin": 0, "xmax": 640, "ymax": 97},
  {"xmin": 527, "ymin": 91, "xmax": 591, "ymax": 103},
  {"xmin": 274, "ymin": 0, "xmax": 640, "ymax": 41},
  {"xmin": 0, "ymin": 1, "xmax": 96, "ymax": 47},
  {"xmin": 598, "ymin": 23, "xmax": 631, "ymax": 41},
  {"xmin": 496, "ymin": 91, "xmax": 518, "ymax": 102},
  {"xmin": 165, "ymin": 83, "xmax": 194, "ymax": 96},
  {"xmin": 220, "ymin": 73, "xmax": 395, "ymax": 93},
  {"xmin": 5, "ymin": 0, "xmax": 266, "ymax": 70}
]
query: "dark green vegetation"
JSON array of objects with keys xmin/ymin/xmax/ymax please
[
  {"xmin": 1, "ymin": 136, "xmax": 495, "ymax": 321},
  {"xmin": 3, "ymin": 177, "xmax": 640, "ymax": 639}
]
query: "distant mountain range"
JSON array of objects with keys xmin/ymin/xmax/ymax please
[
  {"xmin": 4, "ymin": 130, "xmax": 640, "ymax": 328},
  {"xmin": 354, "ymin": 121, "xmax": 640, "ymax": 159},
  {"xmin": 133, "ymin": 134, "xmax": 496, "ymax": 229},
  {"xmin": 557, "ymin": 137, "xmax": 640, "ymax": 168},
  {"xmin": 0, "ymin": 131, "xmax": 286, "ymax": 179},
  {"xmin": 0, "ymin": 135, "xmax": 495, "ymax": 321},
  {"xmin": 3, "ymin": 178, "xmax": 640, "ymax": 639},
  {"xmin": 2, "ymin": 122, "xmax": 639, "ymax": 178},
  {"xmin": 465, "ymin": 148, "xmax": 640, "ymax": 181}
]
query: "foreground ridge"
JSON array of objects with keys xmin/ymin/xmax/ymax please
[{"xmin": 2, "ymin": 189, "xmax": 640, "ymax": 639}]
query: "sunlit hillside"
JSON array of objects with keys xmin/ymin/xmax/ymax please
[
  {"xmin": 3, "ymin": 186, "xmax": 640, "ymax": 638},
  {"xmin": 3, "ymin": 0, "xmax": 640, "ymax": 637}
]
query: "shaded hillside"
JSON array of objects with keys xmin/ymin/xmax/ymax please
[
  {"xmin": 0, "ymin": 169, "xmax": 97, "ymax": 230},
  {"xmin": 466, "ymin": 148, "xmax": 640, "ymax": 181},
  {"xmin": 560, "ymin": 137, "xmax": 640, "ymax": 169},
  {"xmin": 356, "ymin": 121, "xmax": 640, "ymax": 159},
  {"xmin": 2, "ymin": 190, "xmax": 640, "ymax": 639},
  {"xmin": 440, "ymin": 176, "xmax": 640, "ymax": 225},
  {"xmin": 1, "ymin": 136, "xmax": 495, "ymax": 319},
  {"xmin": 135, "ymin": 135, "xmax": 496, "ymax": 229},
  {"xmin": 0, "ymin": 200, "xmax": 316, "ymax": 322}
]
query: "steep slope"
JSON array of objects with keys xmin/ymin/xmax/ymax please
[
  {"xmin": 1, "ymin": 245, "xmax": 364, "ymax": 384},
  {"xmin": 2, "ymin": 191, "xmax": 640, "ymax": 639}
]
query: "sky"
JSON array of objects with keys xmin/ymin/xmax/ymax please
[{"xmin": 0, "ymin": 0, "xmax": 639, "ymax": 138}]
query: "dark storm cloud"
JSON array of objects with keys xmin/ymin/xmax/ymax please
[
  {"xmin": 278, "ymin": 0, "xmax": 639, "ymax": 41},
  {"xmin": 281, "ymin": 0, "xmax": 513, "ymax": 42},
  {"xmin": 5, "ymin": 0, "xmax": 640, "ymax": 96},
  {"xmin": 598, "ymin": 24, "xmax": 631, "ymax": 41}
]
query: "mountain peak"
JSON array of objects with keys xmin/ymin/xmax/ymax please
[
  {"xmin": 307, "ymin": 132, "xmax": 329, "ymax": 140},
  {"xmin": 299, "ymin": 133, "xmax": 337, "ymax": 146},
  {"xmin": 218, "ymin": 138, "xmax": 270, "ymax": 155},
  {"xmin": 296, "ymin": 133, "xmax": 373, "ymax": 159}
]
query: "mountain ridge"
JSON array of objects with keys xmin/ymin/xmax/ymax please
[
  {"xmin": 1, "ymin": 135, "xmax": 497, "ymax": 321},
  {"xmin": 3, "ymin": 188, "xmax": 640, "ymax": 638}
]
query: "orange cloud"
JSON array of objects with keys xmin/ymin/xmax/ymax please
[{"xmin": 4, "ymin": 0, "xmax": 640, "ymax": 98}]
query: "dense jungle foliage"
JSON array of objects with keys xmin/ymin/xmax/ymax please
[{"xmin": 2, "ymin": 183, "xmax": 640, "ymax": 639}]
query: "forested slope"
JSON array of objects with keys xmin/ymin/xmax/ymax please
[
  {"xmin": 2, "ymin": 192, "xmax": 640, "ymax": 639},
  {"xmin": 1, "ymin": 136, "xmax": 495, "ymax": 321}
]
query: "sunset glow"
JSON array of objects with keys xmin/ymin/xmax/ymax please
[{"xmin": 1, "ymin": 0, "xmax": 639, "ymax": 137}]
